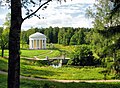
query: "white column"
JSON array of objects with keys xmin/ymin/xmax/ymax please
[
  {"xmin": 30, "ymin": 40, "xmax": 31, "ymax": 49},
  {"xmin": 29, "ymin": 39, "xmax": 33, "ymax": 49},
  {"xmin": 36, "ymin": 39, "xmax": 37, "ymax": 49},
  {"xmin": 30, "ymin": 39, "xmax": 32, "ymax": 49},
  {"xmin": 38, "ymin": 39, "xmax": 40, "ymax": 49},
  {"xmin": 29, "ymin": 39, "xmax": 31, "ymax": 49},
  {"xmin": 33, "ymin": 39, "xmax": 34, "ymax": 49},
  {"xmin": 42, "ymin": 39, "xmax": 43, "ymax": 49},
  {"xmin": 44, "ymin": 39, "xmax": 46, "ymax": 49}
]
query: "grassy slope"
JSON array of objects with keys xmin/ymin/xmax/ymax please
[
  {"xmin": 0, "ymin": 49, "xmax": 61, "ymax": 59},
  {"xmin": 0, "ymin": 57, "xmax": 115, "ymax": 80},
  {"xmin": 0, "ymin": 44, "xmax": 116, "ymax": 80},
  {"xmin": 0, "ymin": 44, "xmax": 75, "ymax": 58},
  {"xmin": 0, "ymin": 74, "xmax": 120, "ymax": 88},
  {"xmin": 20, "ymin": 50, "xmax": 61, "ymax": 59},
  {"xmin": 21, "ymin": 66, "xmax": 115, "ymax": 80}
]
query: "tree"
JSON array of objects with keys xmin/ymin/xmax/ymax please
[
  {"xmin": 64, "ymin": 28, "xmax": 74, "ymax": 45},
  {"xmin": 86, "ymin": 0, "xmax": 111, "ymax": 56},
  {"xmin": 1, "ymin": 0, "xmax": 67, "ymax": 88},
  {"xmin": 86, "ymin": 0, "xmax": 120, "ymax": 68},
  {"xmin": 70, "ymin": 31, "xmax": 78, "ymax": 45},
  {"xmin": 3, "ymin": 13, "xmax": 11, "ymax": 29},
  {"xmin": 20, "ymin": 30, "xmax": 28, "ymax": 49},
  {"xmin": 0, "ymin": 29, "xmax": 9, "ymax": 57},
  {"xmin": 0, "ymin": 27, "xmax": 3, "ymax": 48},
  {"xmin": 110, "ymin": 0, "xmax": 120, "ymax": 17},
  {"xmin": 58, "ymin": 28, "xmax": 65, "ymax": 44},
  {"xmin": 68, "ymin": 45, "xmax": 95, "ymax": 66},
  {"xmin": 77, "ymin": 29, "xmax": 85, "ymax": 45},
  {"xmin": 52, "ymin": 27, "xmax": 59, "ymax": 43},
  {"xmin": 44, "ymin": 27, "xmax": 53, "ymax": 43},
  {"xmin": 70, "ymin": 29, "xmax": 85, "ymax": 45},
  {"xmin": 0, "ymin": 13, "xmax": 10, "ymax": 57}
]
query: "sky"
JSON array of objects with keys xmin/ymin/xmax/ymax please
[{"xmin": 0, "ymin": 0, "xmax": 95, "ymax": 30}]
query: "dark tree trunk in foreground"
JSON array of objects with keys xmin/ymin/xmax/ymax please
[
  {"xmin": 8, "ymin": 0, "xmax": 23, "ymax": 88},
  {"xmin": 1, "ymin": 46, "xmax": 4, "ymax": 57},
  {"xmin": 7, "ymin": 0, "xmax": 52, "ymax": 88}
]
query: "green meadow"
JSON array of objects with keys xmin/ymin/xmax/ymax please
[
  {"xmin": 0, "ymin": 44, "xmax": 119, "ymax": 88},
  {"xmin": 0, "ymin": 74, "xmax": 120, "ymax": 88},
  {"xmin": 0, "ymin": 49, "xmax": 61, "ymax": 59},
  {"xmin": 0, "ymin": 57, "xmax": 115, "ymax": 80}
]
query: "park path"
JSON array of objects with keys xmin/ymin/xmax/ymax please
[{"xmin": 1, "ymin": 70, "xmax": 120, "ymax": 83}]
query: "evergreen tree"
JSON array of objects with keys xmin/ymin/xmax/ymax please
[{"xmin": 68, "ymin": 45, "xmax": 95, "ymax": 66}]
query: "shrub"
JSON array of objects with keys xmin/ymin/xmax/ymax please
[{"xmin": 68, "ymin": 45, "xmax": 97, "ymax": 66}]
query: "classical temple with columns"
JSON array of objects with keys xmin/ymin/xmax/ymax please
[{"xmin": 29, "ymin": 32, "xmax": 46, "ymax": 49}]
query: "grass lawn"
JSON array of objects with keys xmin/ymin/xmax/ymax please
[
  {"xmin": 54, "ymin": 44, "xmax": 75, "ymax": 53},
  {"xmin": 0, "ymin": 57, "xmax": 115, "ymax": 80},
  {"xmin": 0, "ymin": 44, "xmax": 74, "ymax": 59},
  {"xmin": 0, "ymin": 49, "xmax": 61, "ymax": 59},
  {"xmin": 21, "ymin": 65, "xmax": 114, "ymax": 80},
  {"xmin": 0, "ymin": 74, "xmax": 120, "ymax": 88},
  {"xmin": 20, "ymin": 49, "xmax": 61, "ymax": 59}
]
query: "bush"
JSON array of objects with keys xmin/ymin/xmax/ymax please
[{"xmin": 68, "ymin": 45, "xmax": 98, "ymax": 66}]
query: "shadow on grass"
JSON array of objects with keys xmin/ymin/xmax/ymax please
[
  {"xmin": 0, "ymin": 74, "xmax": 120, "ymax": 88},
  {"xmin": 21, "ymin": 68, "xmax": 57, "ymax": 79},
  {"xmin": 0, "ymin": 58, "xmax": 8, "ymax": 71},
  {"xmin": 21, "ymin": 80, "xmax": 120, "ymax": 88}
]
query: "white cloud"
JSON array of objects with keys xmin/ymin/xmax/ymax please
[
  {"xmin": 21, "ymin": 0, "xmax": 93, "ymax": 27},
  {"xmin": 0, "ymin": 0, "xmax": 95, "ymax": 29}
]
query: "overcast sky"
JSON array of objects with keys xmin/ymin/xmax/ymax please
[{"xmin": 0, "ymin": 0, "xmax": 95, "ymax": 30}]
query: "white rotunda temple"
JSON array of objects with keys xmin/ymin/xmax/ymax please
[{"xmin": 29, "ymin": 32, "xmax": 46, "ymax": 49}]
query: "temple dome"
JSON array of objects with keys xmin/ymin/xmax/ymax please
[{"xmin": 29, "ymin": 32, "xmax": 46, "ymax": 38}]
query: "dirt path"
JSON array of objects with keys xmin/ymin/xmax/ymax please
[{"xmin": 1, "ymin": 70, "xmax": 120, "ymax": 83}]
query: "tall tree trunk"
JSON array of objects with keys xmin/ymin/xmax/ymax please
[
  {"xmin": 1, "ymin": 46, "xmax": 4, "ymax": 57},
  {"xmin": 8, "ymin": 0, "xmax": 23, "ymax": 88}
]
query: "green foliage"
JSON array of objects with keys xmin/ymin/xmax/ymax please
[
  {"xmin": 110, "ymin": 1, "xmax": 120, "ymax": 23},
  {"xmin": 86, "ymin": 0, "xmax": 112, "ymax": 30},
  {"xmin": 0, "ymin": 13, "xmax": 10, "ymax": 57},
  {"xmin": 86, "ymin": 0, "xmax": 120, "ymax": 69},
  {"xmin": 70, "ymin": 29, "xmax": 85, "ymax": 45},
  {"xmin": 0, "ymin": 50, "xmax": 9, "ymax": 56},
  {"xmin": 69, "ymin": 33, "xmax": 77, "ymax": 45},
  {"xmin": 0, "ymin": 29, "xmax": 9, "ymax": 48},
  {"xmin": 3, "ymin": 13, "xmax": 11, "ymax": 29},
  {"xmin": 0, "ymin": 27, "xmax": 3, "ymax": 35},
  {"xmin": 68, "ymin": 45, "xmax": 98, "ymax": 66},
  {"xmin": 0, "ymin": 29, "xmax": 9, "ymax": 57}
]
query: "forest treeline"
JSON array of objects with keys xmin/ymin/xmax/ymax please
[{"xmin": 21, "ymin": 27, "xmax": 90, "ymax": 45}]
